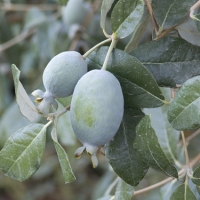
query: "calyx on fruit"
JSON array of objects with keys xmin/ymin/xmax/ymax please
[
  {"xmin": 32, "ymin": 51, "xmax": 87, "ymax": 116},
  {"xmin": 70, "ymin": 69, "xmax": 124, "ymax": 167}
]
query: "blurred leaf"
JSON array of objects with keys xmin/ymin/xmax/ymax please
[
  {"xmin": 0, "ymin": 102, "xmax": 30, "ymax": 148},
  {"xmin": 111, "ymin": 0, "xmax": 144, "ymax": 38},
  {"xmin": 57, "ymin": 0, "xmax": 68, "ymax": 6},
  {"xmin": 170, "ymin": 183, "xmax": 197, "ymax": 200},
  {"xmin": 105, "ymin": 108, "xmax": 149, "ymax": 186},
  {"xmin": 124, "ymin": 5, "xmax": 150, "ymax": 52},
  {"xmin": 152, "ymin": 0, "xmax": 196, "ymax": 33},
  {"xmin": 160, "ymin": 180, "xmax": 180, "ymax": 200},
  {"xmin": 143, "ymin": 88, "xmax": 180, "ymax": 162},
  {"xmin": 196, "ymin": 185, "xmax": 200, "ymax": 194},
  {"xmin": 192, "ymin": 165, "xmax": 200, "ymax": 186},
  {"xmin": 0, "ymin": 123, "xmax": 46, "ymax": 181},
  {"xmin": 114, "ymin": 179, "xmax": 134, "ymax": 200},
  {"xmin": 51, "ymin": 127, "xmax": 76, "ymax": 184},
  {"xmin": 97, "ymin": 195, "xmax": 113, "ymax": 200},
  {"xmin": 176, "ymin": 17, "xmax": 200, "ymax": 46},
  {"xmin": 11, "ymin": 64, "xmax": 39, "ymax": 122},
  {"xmin": 131, "ymin": 36, "xmax": 200, "ymax": 87},
  {"xmin": 100, "ymin": 0, "xmax": 115, "ymax": 31},
  {"xmin": 87, "ymin": 46, "xmax": 164, "ymax": 108},
  {"xmin": 133, "ymin": 115, "xmax": 178, "ymax": 178},
  {"xmin": 56, "ymin": 96, "xmax": 72, "ymax": 107},
  {"xmin": 168, "ymin": 76, "xmax": 200, "ymax": 130}
]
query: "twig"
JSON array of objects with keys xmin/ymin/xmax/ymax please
[
  {"xmin": 181, "ymin": 131, "xmax": 190, "ymax": 168},
  {"xmin": 104, "ymin": 177, "xmax": 120, "ymax": 196},
  {"xmin": 145, "ymin": 0, "xmax": 159, "ymax": 34},
  {"xmin": 132, "ymin": 154, "xmax": 200, "ymax": 197},
  {"xmin": 0, "ymin": 3, "xmax": 60, "ymax": 11},
  {"xmin": 190, "ymin": 0, "xmax": 200, "ymax": 13}
]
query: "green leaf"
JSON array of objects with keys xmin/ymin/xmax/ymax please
[
  {"xmin": 114, "ymin": 179, "xmax": 134, "ymax": 200},
  {"xmin": 100, "ymin": 0, "xmax": 115, "ymax": 31},
  {"xmin": 105, "ymin": 108, "xmax": 149, "ymax": 186},
  {"xmin": 133, "ymin": 115, "xmax": 178, "ymax": 178},
  {"xmin": 51, "ymin": 127, "xmax": 76, "ymax": 184},
  {"xmin": 111, "ymin": 0, "xmax": 144, "ymax": 38},
  {"xmin": 168, "ymin": 76, "xmax": 200, "ymax": 130},
  {"xmin": 57, "ymin": 0, "xmax": 68, "ymax": 6},
  {"xmin": 143, "ymin": 88, "xmax": 180, "ymax": 162},
  {"xmin": 87, "ymin": 46, "xmax": 164, "ymax": 108},
  {"xmin": 131, "ymin": 36, "xmax": 200, "ymax": 87},
  {"xmin": 196, "ymin": 185, "xmax": 200, "ymax": 194},
  {"xmin": 152, "ymin": 0, "xmax": 196, "ymax": 33},
  {"xmin": 192, "ymin": 165, "xmax": 200, "ymax": 186},
  {"xmin": 176, "ymin": 17, "xmax": 200, "ymax": 47},
  {"xmin": 124, "ymin": 5, "xmax": 151, "ymax": 53},
  {"xmin": 0, "ymin": 123, "xmax": 46, "ymax": 181},
  {"xmin": 11, "ymin": 64, "xmax": 39, "ymax": 122},
  {"xmin": 170, "ymin": 183, "xmax": 197, "ymax": 200}
]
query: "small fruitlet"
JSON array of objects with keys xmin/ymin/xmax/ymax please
[
  {"xmin": 32, "ymin": 51, "xmax": 87, "ymax": 116},
  {"xmin": 70, "ymin": 69, "xmax": 124, "ymax": 167}
]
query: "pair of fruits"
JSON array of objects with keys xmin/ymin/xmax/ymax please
[{"xmin": 32, "ymin": 51, "xmax": 124, "ymax": 167}]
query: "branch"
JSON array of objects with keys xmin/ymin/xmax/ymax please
[
  {"xmin": 0, "ymin": 3, "xmax": 60, "ymax": 11},
  {"xmin": 132, "ymin": 154, "xmax": 200, "ymax": 197}
]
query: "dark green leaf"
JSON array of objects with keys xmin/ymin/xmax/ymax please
[
  {"xmin": 105, "ymin": 108, "xmax": 149, "ymax": 186},
  {"xmin": 11, "ymin": 64, "xmax": 39, "ymax": 122},
  {"xmin": 152, "ymin": 0, "xmax": 196, "ymax": 33},
  {"xmin": 100, "ymin": 0, "xmax": 115, "ymax": 31},
  {"xmin": 133, "ymin": 115, "xmax": 178, "ymax": 178},
  {"xmin": 0, "ymin": 123, "xmax": 46, "ymax": 181},
  {"xmin": 87, "ymin": 46, "xmax": 164, "ymax": 108},
  {"xmin": 114, "ymin": 179, "xmax": 134, "ymax": 200},
  {"xmin": 111, "ymin": 0, "xmax": 144, "ymax": 38},
  {"xmin": 196, "ymin": 186, "xmax": 200, "ymax": 194},
  {"xmin": 168, "ymin": 76, "xmax": 200, "ymax": 130},
  {"xmin": 192, "ymin": 165, "xmax": 200, "ymax": 186},
  {"xmin": 51, "ymin": 127, "xmax": 76, "ymax": 184},
  {"xmin": 170, "ymin": 183, "xmax": 197, "ymax": 200},
  {"xmin": 143, "ymin": 88, "xmax": 180, "ymax": 162},
  {"xmin": 131, "ymin": 36, "xmax": 200, "ymax": 87}
]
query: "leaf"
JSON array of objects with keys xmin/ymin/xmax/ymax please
[
  {"xmin": 100, "ymin": 0, "xmax": 115, "ymax": 31},
  {"xmin": 105, "ymin": 108, "xmax": 149, "ymax": 186},
  {"xmin": 170, "ymin": 183, "xmax": 197, "ymax": 200},
  {"xmin": 131, "ymin": 36, "xmax": 200, "ymax": 87},
  {"xmin": 0, "ymin": 123, "xmax": 46, "ymax": 181},
  {"xmin": 176, "ymin": 17, "xmax": 200, "ymax": 47},
  {"xmin": 124, "ymin": 5, "xmax": 151, "ymax": 53},
  {"xmin": 51, "ymin": 127, "xmax": 76, "ymax": 184},
  {"xmin": 87, "ymin": 46, "xmax": 164, "ymax": 109},
  {"xmin": 97, "ymin": 196, "xmax": 113, "ymax": 200},
  {"xmin": 114, "ymin": 179, "xmax": 134, "ymax": 200},
  {"xmin": 168, "ymin": 76, "xmax": 200, "ymax": 130},
  {"xmin": 133, "ymin": 115, "xmax": 178, "ymax": 178},
  {"xmin": 111, "ymin": 0, "xmax": 144, "ymax": 38},
  {"xmin": 196, "ymin": 186, "xmax": 200, "ymax": 194},
  {"xmin": 57, "ymin": 0, "xmax": 68, "ymax": 6},
  {"xmin": 11, "ymin": 64, "xmax": 39, "ymax": 122},
  {"xmin": 143, "ymin": 88, "xmax": 180, "ymax": 162},
  {"xmin": 192, "ymin": 165, "xmax": 200, "ymax": 186},
  {"xmin": 152, "ymin": 0, "xmax": 196, "ymax": 33}
]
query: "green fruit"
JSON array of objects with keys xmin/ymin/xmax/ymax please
[
  {"xmin": 32, "ymin": 51, "xmax": 87, "ymax": 116},
  {"xmin": 70, "ymin": 69, "xmax": 124, "ymax": 167}
]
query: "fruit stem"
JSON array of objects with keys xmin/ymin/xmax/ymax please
[
  {"xmin": 82, "ymin": 38, "xmax": 112, "ymax": 59},
  {"xmin": 101, "ymin": 35, "xmax": 118, "ymax": 70}
]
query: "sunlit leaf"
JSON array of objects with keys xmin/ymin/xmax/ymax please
[
  {"xmin": 11, "ymin": 64, "xmax": 39, "ymax": 122},
  {"xmin": 170, "ymin": 183, "xmax": 196, "ymax": 200},
  {"xmin": 105, "ymin": 108, "xmax": 149, "ymax": 186},
  {"xmin": 111, "ymin": 0, "xmax": 144, "ymax": 38},
  {"xmin": 168, "ymin": 76, "xmax": 200, "ymax": 130},
  {"xmin": 51, "ymin": 127, "xmax": 76, "ymax": 184},
  {"xmin": 131, "ymin": 36, "xmax": 200, "ymax": 87},
  {"xmin": 152, "ymin": 0, "xmax": 196, "ymax": 33},
  {"xmin": 133, "ymin": 115, "xmax": 178, "ymax": 178},
  {"xmin": 87, "ymin": 46, "xmax": 164, "ymax": 109},
  {"xmin": 0, "ymin": 123, "xmax": 46, "ymax": 181},
  {"xmin": 114, "ymin": 179, "xmax": 134, "ymax": 200}
]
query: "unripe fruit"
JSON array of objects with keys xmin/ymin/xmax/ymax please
[
  {"xmin": 32, "ymin": 51, "xmax": 87, "ymax": 116},
  {"xmin": 70, "ymin": 69, "xmax": 124, "ymax": 167}
]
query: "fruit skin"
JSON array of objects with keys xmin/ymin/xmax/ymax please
[
  {"xmin": 32, "ymin": 51, "xmax": 87, "ymax": 116},
  {"xmin": 70, "ymin": 69, "xmax": 124, "ymax": 167}
]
